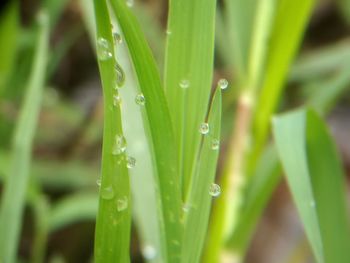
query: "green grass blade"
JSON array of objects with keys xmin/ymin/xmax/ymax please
[
  {"xmin": 0, "ymin": 11, "xmax": 49, "ymax": 263},
  {"xmin": 273, "ymin": 109, "xmax": 350, "ymax": 263},
  {"xmin": 49, "ymin": 193, "xmax": 98, "ymax": 232},
  {"xmin": 164, "ymin": 0, "xmax": 216, "ymax": 197},
  {"xmin": 108, "ymin": 1, "xmax": 182, "ymax": 261},
  {"xmin": 0, "ymin": 0, "xmax": 19, "ymax": 93},
  {"xmin": 182, "ymin": 88, "xmax": 222, "ymax": 263},
  {"xmin": 92, "ymin": 1, "xmax": 131, "ymax": 262},
  {"xmin": 252, "ymin": 0, "xmax": 314, "ymax": 159}
]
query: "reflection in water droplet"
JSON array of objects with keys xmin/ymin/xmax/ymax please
[
  {"xmin": 218, "ymin": 78, "xmax": 229, "ymax": 90},
  {"xmin": 135, "ymin": 93, "xmax": 146, "ymax": 106},
  {"xmin": 211, "ymin": 138, "xmax": 220, "ymax": 150},
  {"xmin": 115, "ymin": 63, "xmax": 125, "ymax": 87},
  {"xmin": 209, "ymin": 183, "xmax": 221, "ymax": 197},
  {"xmin": 101, "ymin": 186, "xmax": 114, "ymax": 200},
  {"xmin": 113, "ymin": 32, "xmax": 123, "ymax": 44},
  {"xmin": 142, "ymin": 245, "xmax": 157, "ymax": 260},
  {"xmin": 179, "ymin": 79, "xmax": 190, "ymax": 89},
  {"xmin": 126, "ymin": 156, "xmax": 136, "ymax": 168},
  {"xmin": 199, "ymin": 123, "xmax": 209, "ymax": 135},
  {"xmin": 117, "ymin": 196, "xmax": 128, "ymax": 211},
  {"xmin": 97, "ymin": 37, "xmax": 112, "ymax": 61},
  {"xmin": 112, "ymin": 134, "xmax": 127, "ymax": 155}
]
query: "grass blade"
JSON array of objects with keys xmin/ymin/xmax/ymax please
[
  {"xmin": 92, "ymin": 1, "xmax": 131, "ymax": 262},
  {"xmin": 182, "ymin": 88, "xmax": 222, "ymax": 263},
  {"xmin": 108, "ymin": 1, "xmax": 182, "ymax": 261},
  {"xmin": 273, "ymin": 109, "xmax": 350, "ymax": 263},
  {"xmin": 0, "ymin": 10, "xmax": 49, "ymax": 262},
  {"xmin": 164, "ymin": 0, "xmax": 217, "ymax": 197}
]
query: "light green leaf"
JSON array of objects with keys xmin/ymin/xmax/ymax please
[
  {"xmin": 108, "ymin": 1, "xmax": 182, "ymax": 261},
  {"xmin": 92, "ymin": 0, "xmax": 131, "ymax": 262},
  {"xmin": 273, "ymin": 109, "xmax": 350, "ymax": 263},
  {"xmin": 0, "ymin": 10, "xmax": 49, "ymax": 263}
]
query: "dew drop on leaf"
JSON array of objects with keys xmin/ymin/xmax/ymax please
[
  {"xmin": 199, "ymin": 123, "xmax": 209, "ymax": 135},
  {"xmin": 142, "ymin": 245, "xmax": 157, "ymax": 260},
  {"xmin": 126, "ymin": 156, "xmax": 136, "ymax": 169},
  {"xmin": 112, "ymin": 134, "xmax": 127, "ymax": 155},
  {"xmin": 97, "ymin": 37, "xmax": 112, "ymax": 61},
  {"xmin": 101, "ymin": 186, "xmax": 114, "ymax": 200},
  {"xmin": 179, "ymin": 79, "xmax": 190, "ymax": 89},
  {"xmin": 211, "ymin": 138, "xmax": 220, "ymax": 150},
  {"xmin": 218, "ymin": 78, "xmax": 228, "ymax": 90},
  {"xmin": 115, "ymin": 63, "xmax": 125, "ymax": 88},
  {"xmin": 113, "ymin": 32, "xmax": 123, "ymax": 44},
  {"xmin": 209, "ymin": 183, "xmax": 221, "ymax": 197},
  {"xmin": 135, "ymin": 93, "xmax": 146, "ymax": 106},
  {"xmin": 117, "ymin": 196, "xmax": 128, "ymax": 211}
]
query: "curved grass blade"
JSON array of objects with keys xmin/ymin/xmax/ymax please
[
  {"xmin": 164, "ymin": 0, "xmax": 217, "ymax": 198},
  {"xmin": 273, "ymin": 109, "xmax": 350, "ymax": 263},
  {"xmin": 92, "ymin": 1, "xmax": 131, "ymax": 262},
  {"xmin": 0, "ymin": 11, "xmax": 49, "ymax": 263},
  {"xmin": 182, "ymin": 88, "xmax": 222, "ymax": 263},
  {"xmin": 108, "ymin": 1, "xmax": 182, "ymax": 261}
]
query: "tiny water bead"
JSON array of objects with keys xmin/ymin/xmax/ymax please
[
  {"xmin": 117, "ymin": 196, "xmax": 128, "ymax": 211},
  {"xmin": 199, "ymin": 122, "xmax": 210, "ymax": 135},
  {"xmin": 142, "ymin": 245, "xmax": 157, "ymax": 260},
  {"xmin": 166, "ymin": 29, "xmax": 172, "ymax": 35},
  {"xmin": 113, "ymin": 94, "xmax": 122, "ymax": 106},
  {"xmin": 179, "ymin": 79, "xmax": 190, "ymax": 89},
  {"xmin": 126, "ymin": 0, "xmax": 134, "ymax": 7},
  {"xmin": 115, "ymin": 63, "xmax": 125, "ymax": 87},
  {"xmin": 126, "ymin": 156, "xmax": 136, "ymax": 168},
  {"xmin": 101, "ymin": 186, "xmax": 115, "ymax": 200},
  {"xmin": 209, "ymin": 183, "xmax": 221, "ymax": 197},
  {"xmin": 113, "ymin": 32, "xmax": 122, "ymax": 44},
  {"xmin": 211, "ymin": 138, "xmax": 220, "ymax": 150},
  {"xmin": 112, "ymin": 134, "xmax": 127, "ymax": 155},
  {"xmin": 96, "ymin": 178, "xmax": 101, "ymax": 187},
  {"xmin": 135, "ymin": 93, "xmax": 146, "ymax": 106},
  {"xmin": 218, "ymin": 78, "xmax": 229, "ymax": 90},
  {"xmin": 97, "ymin": 37, "xmax": 112, "ymax": 61},
  {"xmin": 182, "ymin": 203, "xmax": 190, "ymax": 213}
]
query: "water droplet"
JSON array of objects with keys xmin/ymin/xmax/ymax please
[
  {"xmin": 96, "ymin": 179, "xmax": 101, "ymax": 187},
  {"xmin": 182, "ymin": 203, "xmax": 190, "ymax": 212},
  {"xmin": 112, "ymin": 134, "xmax": 127, "ymax": 155},
  {"xmin": 97, "ymin": 37, "xmax": 112, "ymax": 61},
  {"xmin": 209, "ymin": 183, "xmax": 221, "ymax": 197},
  {"xmin": 115, "ymin": 63, "xmax": 125, "ymax": 87},
  {"xmin": 126, "ymin": 156, "xmax": 136, "ymax": 168},
  {"xmin": 126, "ymin": 0, "xmax": 134, "ymax": 7},
  {"xmin": 135, "ymin": 93, "xmax": 145, "ymax": 106},
  {"xmin": 179, "ymin": 79, "xmax": 190, "ymax": 89},
  {"xmin": 218, "ymin": 78, "xmax": 228, "ymax": 90},
  {"xmin": 166, "ymin": 29, "xmax": 172, "ymax": 35},
  {"xmin": 199, "ymin": 123, "xmax": 209, "ymax": 135},
  {"xmin": 211, "ymin": 138, "xmax": 220, "ymax": 150},
  {"xmin": 113, "ymin": 32, "xmax": 122, "ymax": 44},
  {"xmin": 117, "ymin": 196, "xmax": 128, "ymax": 211},
  {"xmin": 101, "ymin": 186, "xmax": 114, "ymax": 200},
  {"xmin": 142, "ymin": 245, "xmax": 157, "ymax": 260},
  {"xmin": 113, "ymin": 94, "xmax": 122, "ymax": 106}
]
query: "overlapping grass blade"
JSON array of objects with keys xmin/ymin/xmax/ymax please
[
  {"xmin": 182, "ymin": 88, "xmax": 221, "ymax": 263},
  {"xmin": 273, "ymin": 109, "xmax": 350, "ymax": 263},
  {"xmin": 164, "ymin": 0, "xmax": 216, "ymax": 197},
  {"xmin": 108, "ymin": 1, "xmax": 182, "ymax": 261},
  {"xmin": 252, "ymin": 0, "xmax": 314, "ymax": 161},
  {"xmin": 0, "ymin": 11, "xmax": 49, "ymax": 263},
  {"xmin": 0, "ymin": 0, "xmax": 19, "ymax": 93},
  {"xmin": 92, "ymin": 1, "xmax": 131, "ymax": 262}
]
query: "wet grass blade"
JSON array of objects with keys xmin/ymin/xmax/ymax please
[
  {"xmin": 164, "ymin": 0, "xmax": 217, "ymax": 197},
  {"xmin": 92, "ymin": 1, "xmax": 131, "ymax": 262},
  {"xmin": 0, "ymin": 11, "xmax": 49, "ymax": 263},
  {"xmin": 273, "ymin": 109, "xmax": 350, "ymax": 263},
  {"xmin": 182, "ymin": 89, "xmax": 222, "ymax": 263},
  {"xmin": 108, "ymin": 1, "xmax": 182, "ymax": 261}
]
